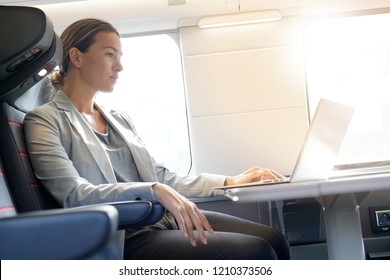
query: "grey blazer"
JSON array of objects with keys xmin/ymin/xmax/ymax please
[
  {"xmin": 24, "ymin": 91, "xmax": 226, "ymax": 209},
  {"xmin": 23, "ymin": 91, "xmax": 226, "ymax": 259}
]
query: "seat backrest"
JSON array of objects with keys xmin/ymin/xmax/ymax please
[
  {"xmin": 0, "ymin": 154, "xmax": 121, "ymax": 260},
  {"xmin": 0, "ymin": 100, "xmax": 61, "ymax": 212},
  {"xmin": 0, "ymin": 159, "xmax": 17, "ymax": 218},
  {"xmin": 0, "ymin": 5, "xmax": 62, "ymax": 212}
]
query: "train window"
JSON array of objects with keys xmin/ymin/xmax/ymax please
[
  {"xmin": 304, "ymin": 13, "xmax": 390, "ymax": 168},
  {"xmin": 96, "ymin": 33, "xmax": 191, "ymax": 174}
]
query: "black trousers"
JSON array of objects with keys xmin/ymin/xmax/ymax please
[{"xmin": 124, "ymin": 211, "xmax": 291, "ymax": 260}]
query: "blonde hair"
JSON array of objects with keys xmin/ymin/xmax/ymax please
[{"xmin": 51, "ymin": 18, "xmax": 119, "ymax": 91}]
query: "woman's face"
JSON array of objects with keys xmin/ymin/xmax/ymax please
[{"xmin": 77, "ymin": 31, "xmax": 123, "ymax": 93}]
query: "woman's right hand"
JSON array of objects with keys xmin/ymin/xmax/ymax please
[
  {"xmin": 225, "ymin": 166, "xmax": 285, "ymax": 186},
  {"xmin": 151, "ymin": 183, "xmax": 213, "ymax": 247}
]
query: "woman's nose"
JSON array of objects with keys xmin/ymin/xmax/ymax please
[{"xmin": 114, "ymin": 61, "xmax": 123, "ymax": 72}]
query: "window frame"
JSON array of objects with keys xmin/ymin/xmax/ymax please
[{"xmin": 303, "ymin": 11, "xmax": 390, "ymax": 172}]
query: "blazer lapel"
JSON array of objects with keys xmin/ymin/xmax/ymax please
[
  {"xmin": 97, "ymin": 105, "xmax": 158, "ymax": 183},
  {"xmin": 52, "ymin": 92, "xmax": 117, "ymax": 183}
]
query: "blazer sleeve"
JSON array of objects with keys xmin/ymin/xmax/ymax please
[
  {"xmin": 153, "ymin": 163, "xmax": 226, "ymax": 197},
  {"xmin": 24, "ymin": 106, "xmax": 158, "ymax": 208},
  {"xmin": 116, "ymin": 110, "xmax": 227, "ymax": 198}
]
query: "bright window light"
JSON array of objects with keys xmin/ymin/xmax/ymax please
[
  {"xmin": 304, "ymin": 13, "xmax": 390, "ymax": 166},
  {"xmin": 96, "ymin": 34, "xmax": 191, "ymax": 174}
]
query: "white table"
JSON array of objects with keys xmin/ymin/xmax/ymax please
[{"xmin": 224, "ymin": 173, "xmax": 390, "ymax": 259}]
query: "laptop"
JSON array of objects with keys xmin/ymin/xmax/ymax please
[{"xmin": 217, "ymin": 98, "xmax": 355, "ymax": 189}]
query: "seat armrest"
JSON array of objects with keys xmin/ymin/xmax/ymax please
[
  {"xmin": 0, "ymin": 205, "xmax": 118, "ymax": 260},
  {"xmin": 108, "ymin": 201, "xmax": 165, "ymax": 230}
]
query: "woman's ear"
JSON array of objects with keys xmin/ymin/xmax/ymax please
[{"xmin": 68, "ymin": 47, "xmax": 82, "ymax": 69}]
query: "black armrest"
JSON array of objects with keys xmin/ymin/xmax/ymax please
[
  {"xmin": 108, "ymin": 201, "xmax": 165, "ymax": 230},
  {"xmin": 0, "ymin": 205, "xmax": 118, "ymax": 260}
]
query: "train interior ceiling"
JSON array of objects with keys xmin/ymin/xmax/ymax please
[{"xmin": 2, "ymin": 0, "xmax": 390, "ymax": 259}]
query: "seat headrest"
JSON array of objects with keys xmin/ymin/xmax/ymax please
[{"xmin": 0, "ymin": 5, "xmax": 62, "ymax": 103}]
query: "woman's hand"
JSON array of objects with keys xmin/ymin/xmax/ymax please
[
  {"xmin": 225, "ymin": 166, "xmax": 285, "ymax": 186},
  {"xmin": 152, "ymin": 183, "xmax": 213, "ymax": 247}
]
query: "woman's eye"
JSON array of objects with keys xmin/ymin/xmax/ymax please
[{"xmin": 106, "ymin": 52, "xmax": 114, "ymax": 57}]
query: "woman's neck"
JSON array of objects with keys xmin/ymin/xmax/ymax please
[
  {"xmin": 62, "ymin": 77, "xmax": 96, "ymax": 114},
  {"xmin": 63, "ymin": 86, "xmax": 107, "ymax": 133},
  {"xmin": 61, "ymin": 72, "xmax": 107, "ymax": 134}
]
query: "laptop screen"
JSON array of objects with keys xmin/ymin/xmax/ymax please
[{"xmin": 290, "ymin": 98, "xmax": 354, "ymax": 182}]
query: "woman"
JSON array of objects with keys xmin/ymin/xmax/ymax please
[{"xmin": 24, "ymin": 18, "xmax": 291, "ymax": 260}]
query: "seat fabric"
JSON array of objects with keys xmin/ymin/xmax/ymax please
[
  {"xmin": 0, "ymin": 101, "xmax": 60, "ymax": 212},
  {"xmin": 0, "ymin": 159, "xmax": 17, "ymax": 218}
]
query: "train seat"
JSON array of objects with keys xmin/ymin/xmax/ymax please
[{"xmin": 0, "ymin": 151, "xmax": 119, "ymax": 259}]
